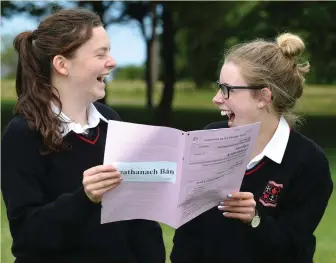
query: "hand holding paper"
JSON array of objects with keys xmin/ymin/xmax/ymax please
[
  {"xmin": 218, "ymin": 192, "xmax": 256, "ymax": 223},
  {"xmin": 83, "ymin": 165, "xmax": 122, "ymax": 203},
  {"xmin": 101, "ymin": 121, "xmax": 260, "ymax": 228}
]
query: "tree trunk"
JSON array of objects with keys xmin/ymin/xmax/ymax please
[
  {"xmin": 145, "ymin": 42, "xmax": 153, "ymax": 109},
  {"xmin": 156, "ymin": 3, "xmax": 175, "ymax": 126},
  {"xmin": 145, "ymin": 2, "xmax": 158, "ymax": 109}
]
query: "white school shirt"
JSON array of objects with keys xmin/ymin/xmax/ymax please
[
  {"xmin": 51, "ymin": 103, "xmax": 108, "ymax": 137},
  {"xmin": 247, "ymin": 116, "xmax": 290, "ymax": 170}
]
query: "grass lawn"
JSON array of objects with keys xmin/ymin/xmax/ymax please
[
  {"xmin": 2, "ymin": 79, "xmax": 336, "ymax": 115},
  {"xmin": 313, "ymin": 150, "xmax": 336, "ymax": 263},
  {"xmin": 1, "ymin": 79, "xmax": 336, "ymax": 262}
]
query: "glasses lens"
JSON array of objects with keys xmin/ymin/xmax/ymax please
[
  {"xmin": 216, "ymin": 81, "xmax": 229, "ymax": 99},
  {"xmin": 220, "ymin": 85, "xmax": 228, "ymax": 99}
]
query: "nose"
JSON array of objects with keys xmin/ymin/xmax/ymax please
[
  {"xmin": 106, "ymin": 55, "xmax": 117, "ymax": 70},
  {"xmin": 213, "ymin": 89, "xmax": 224, "ymax": 105}
]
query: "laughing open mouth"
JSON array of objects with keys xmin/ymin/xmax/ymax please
[
  {"xmin": 220, "ymin": 110, "xmax": 235, "ymax": 126},
  {"xmin": 97, "ymin": 73, "xmax": 111, "ymax": 83},
  {"xmin": 97, "ymin": 75, "xmax": 105, "ymax": 83}
]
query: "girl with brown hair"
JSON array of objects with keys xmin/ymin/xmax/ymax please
[{"xmin": 1, "ymin": 8, "xmax": 165, "ymax": 263}]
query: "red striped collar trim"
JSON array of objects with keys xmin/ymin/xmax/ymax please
[
  {"xmin": 245, "ymin": 158, "xmax": 268, "ymax": 176},
  {"xmin": 75, "ymin": 126, "xmax": 100, "ymax": 145}
]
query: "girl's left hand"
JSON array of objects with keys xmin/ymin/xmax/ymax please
[{"xmin": 218, "ymin": 192, "xmax": 256, "ymax": 223}]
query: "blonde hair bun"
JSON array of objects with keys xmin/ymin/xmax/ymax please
[{"xmin": 276, "ymin": 33, "xmax": 305, "ymax": 58}]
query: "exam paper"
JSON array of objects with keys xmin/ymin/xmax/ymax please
[{"xmin": 101, "ymin": 121, "xmax": 260, "ymax": 228}]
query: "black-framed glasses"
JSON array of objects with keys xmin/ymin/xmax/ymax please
[{"xmin": 216, "ymin": 80, "xmax": 265, "ymax": 99}]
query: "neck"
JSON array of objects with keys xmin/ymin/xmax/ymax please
[
  {"xmin": 60, "ymin": 100, "xmax": 89, "ymax": 126},
  {"xmin": 52, "ymin": 79, "xmax": 89, "ymax": 126},
  {"xmin": 250, "ymin": 113, "xmax": 280, "ymax": 161}
]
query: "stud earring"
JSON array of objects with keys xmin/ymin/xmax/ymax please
[{"xmin": 258, "ymin": 104, "xmax": 262, "ymax": 109}]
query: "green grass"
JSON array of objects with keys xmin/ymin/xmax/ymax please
[
  {"xmin": 313, "ymin": 149, "xmax": 336, "ymax": 263},
  {"xmin": 1, "ymin": 79, "xmax": 336, "ymax": 262},
  {"xmin": 2, "ymin": 79, "xmax": 336, "ymax": 114},
  {"xmin": 314, "ymin": 205, "xmax": 336, "ymax": 257},
  {"xmin": 1, "ymin": 200, "xmax": 12, "ymax": 263}
]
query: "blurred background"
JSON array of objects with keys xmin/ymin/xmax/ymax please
[{"xmin": 1, "ymin": 1, "xmax": 335, "ymax": 262}]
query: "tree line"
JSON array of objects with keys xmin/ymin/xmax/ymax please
[{"xmin": 2, "ymin": 1, "xmax": 336, "ymax": 124}]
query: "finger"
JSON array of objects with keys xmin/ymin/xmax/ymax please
[
  {"xmin": 222, "ymin": 212, "xmax": 251, "ymax": 221},
  {"xmin": 84, "ymin": 171, "xmax": 121, "ymax": 186},
  {"xmin": 84, "ymin": 165, "xmax": 116, "ymax": 177},
  {"xmin": 218, "ymin": 205, "xmax": 255, "ymax": 214},
  {"xmin": 86, "ymin": 177, "xmax": 122, "ymax": 192},
  {"xmin": 83, "ymin": 171, "xmax": 121, "ymax": 185},
  {"xmin": 91, "ymin": 181, "xmax": 121, "ymax": 197},
  {"xmin": 219, "ymin": 199, "xmax": 256, "ymax": 207},
  {"xmin": 226, "ymin": 192, "xmax": 254, "ymax": 200}
]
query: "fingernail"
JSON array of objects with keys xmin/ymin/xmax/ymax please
[
  {"xmin": 223, "ymin": 212, "xmax": 228, "ymax": 216},
  {"xmin": 219, "ymin": 201, "xmax": 224, "ymax": 206},
  {"xmin": 217, "ymin": 205, "xmax": 224, "ymax": 209},
  {"xmin": 227, "ymin": 194, "xmax": 232, "ymax": 199}
]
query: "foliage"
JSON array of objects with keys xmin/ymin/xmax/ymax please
[
  {"xmin": 1, "ymin": 34, "xmax": 18, "ymax": 79},
  {"xmin": 1, "ymin": 0, "xmax": 336, "ymax": 111},
  {"xmin": 114, "ymin": 65, "xmax": 145, "ymax": 80}
]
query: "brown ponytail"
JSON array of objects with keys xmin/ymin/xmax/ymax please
[
  {"xmin": 14, "ymin": 31, "xmax": 63, "ymax": 154},
  {"xmin": 13, "ymin": 8, "xmax": 103, "ymax": 154}
]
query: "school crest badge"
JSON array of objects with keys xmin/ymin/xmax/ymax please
[{"xmin": 259, "ymin": 180, "xmax": 283, "ymax": 207}]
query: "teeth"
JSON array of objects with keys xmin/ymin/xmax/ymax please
[
  {"xmin": 97, "ymin": 74, "xmax": 109, "ymax": 81},
  {"xmin": 221, "ymin": 110, "xmax": 233, "ymax": 116}
]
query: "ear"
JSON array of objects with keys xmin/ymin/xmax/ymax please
[
  {"xmin": 52, "ymin": 55, "xmax": 69, "ymax": 76},
  {"xmin": 257, "ymin": 87, "xmax": 273, "ymax": 109}
]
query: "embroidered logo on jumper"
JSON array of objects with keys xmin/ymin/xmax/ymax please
[{"xmin": 259, "ymin": 181, "xmax": 283, "ymax": 207}]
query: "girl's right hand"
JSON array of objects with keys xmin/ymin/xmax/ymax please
[{"xmin": 82, "ymin": 165, "xmax": 122, "ymax": 203}]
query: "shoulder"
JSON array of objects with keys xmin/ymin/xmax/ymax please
[
  {"xmin": 93, "ymin": 102, "xmax": 121, "ymax": 121},
  {"xmin": 203, "ymin": 120, "xmax": 229, "ymax": 130},
  {"xmin": 289, "ymin": 129, "xmax": 329, "ymax": 165},
  {"xmin": 287, "ymin": 129, "xmax": 332, "ymax": 187},
  {"xmin": 2, "ymin": 115, "xmax": 36, "ymax": 139},
  {"xmin": 2, "ymin": 115, "xmax": 42, "ymax": 149},
  {"xmin": 285, "ymin": 129, "xmax": 333, "ymax": 203}
]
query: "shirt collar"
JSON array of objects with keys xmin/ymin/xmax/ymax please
[
  {"xmin": 51, "ymin": 102, "xmax": 108, "ymax": 137},
  {"xmin": 248, "ymin": 116, "xmax": 290, "ymax": 168},
  {"xmin": 263, "ymin": 115, "xmax": 290, "ymax": 163}
]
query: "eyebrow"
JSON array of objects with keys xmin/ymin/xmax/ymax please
[{"xmin": 95, "ymin": 46, "xmax": 111, "ymax": 53}]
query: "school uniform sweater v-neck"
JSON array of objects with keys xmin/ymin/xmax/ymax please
[
  {"xmin": 1, "ymin": 102, "xmax": 165, "ymax": 263},
  {"xmin": 171, "ymin": 120, "xmax": 333, "ymax": 263}
]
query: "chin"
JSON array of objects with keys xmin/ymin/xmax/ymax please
[
  {"xmin": 89, "ymin": 94, "xmax": 105, "ymax": 104},
  {"xmin": 93, "ymin": 89, "xmax": 106, "ymax": 101}
]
